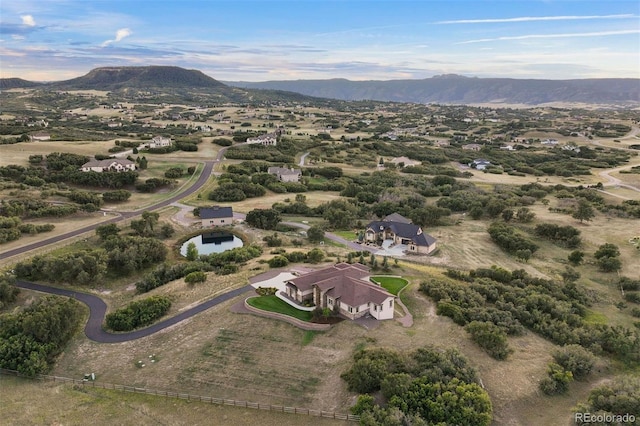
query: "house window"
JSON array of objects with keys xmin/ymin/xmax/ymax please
[
  {"xmin": 356, "ymin": 307, "xmax": 359, "ymax": 313},
  {"xmin": 390, "ymin": 300, "xmax": 393, "ymax": 308},
  {"xmin": 374, "ymin": 305, "xmax": 377, "ymax": 311},
  {"xmin": 348, "ymin": 307, "xmax": 353, "ymax": 313},
  {"xmin": 328, "ymin": 298, "xmax": 333, "ymax": 305},
  {"xmin": 221, "ymin": 219, "xmax": 225, "ymax": 223}
]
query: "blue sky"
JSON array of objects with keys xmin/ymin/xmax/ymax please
[{"xmin": 1, "ymin": 0, "xmax": 638, "ymax": 81}]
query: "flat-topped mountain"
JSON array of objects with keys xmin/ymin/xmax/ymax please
[
  {"xmin": 228, "ymin": 74, "xmax": 640, "ymax": 106},
  {"xmin": 51, "ymin": 66, "xmax": 226, "ymax": 90}
]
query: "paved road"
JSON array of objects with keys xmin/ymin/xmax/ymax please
[{"xmin": 16, "ymin": 280, "xmax": 254, "ymax": 343}]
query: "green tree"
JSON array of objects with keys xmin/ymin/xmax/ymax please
[
  {"xmin": 465, "ymin": 321, "xmax": 512, "ymax": 360},
  {"xmin": 307, "ymin": 225, "xmax": 325, "ymax": 243},
  {"xmin": 598, "ymin": 256, "xmax": 622, "ymax": 272},
  {"xmin": 185, "ymin": 242, "xmax": 199, "ymax": 261},
  {"xmin": 552, "ymin": 345, "xmax": 595, "ymax": 380},
  {"xmin": 594, "ymin": 243, "xmax": 620, "ymax": 259},
  {"xmin": 245, "ymin": 208, "xmax": 281, "ymax": 230},
  {"xmin": 568, "ymin": 250, "xmax": 584, "ymax": 265},
  {"xmin": 572, "ymin": 199, "xmax": 595, "ymax": 223},
  {"xmin": 95, "ymin": 223, "xmax": 120, "ymax": 241}
]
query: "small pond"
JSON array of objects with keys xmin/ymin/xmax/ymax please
[{"xmin": 180, "ymin": 231, "xmax": 243, "ymax": 256}]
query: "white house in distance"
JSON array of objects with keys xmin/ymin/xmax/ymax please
[
  {"xmin": 246, "ymin": 132, "xmax": 277, "ymax": 146},
  {"xmin": 284, "ymin": 263, "xmax": 395, "ymax": 320},
  {"xmin": 470, "ymin": 158, "xmax": 492, "ymax": 170},
  {"xmin": 148, "ymin": 135, "xmax": 172, "ymax": 149},
  {"xmin": 199, "ymin": 206, "xmax": 233, "ymax": 227},
  {"xmin": 364, "ymin": 213, "xmax": 437, "ymax": 255},
  {"xmin": 267, "ymin": 166, "xmax": 302, "ymax": 182},
  {"xmin": 80, "ymin": 159, "xmax": 136, "ymax": 173},
  {"xmin": 29, "ymin": 132, "xmax": 51, "ymax": 141}
]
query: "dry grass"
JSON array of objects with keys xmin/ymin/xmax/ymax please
[{"xmin": 0, "ymin": 376, "xmax": 349, "ymax": 426}]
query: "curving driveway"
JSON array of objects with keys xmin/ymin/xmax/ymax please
[{"xmin": 16, "ymin": 280, "xmax": 253, "ymax": 343}]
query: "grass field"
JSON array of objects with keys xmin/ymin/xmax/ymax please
[
  {"xmin": 0, "ymin": 376, "xmax": 349, "ymax": 426},
  {"xmin": 370, "ymin": 276, "xmax": 408, "ymax": 295},
  {"xmin": 247, "ymin": 295, "xmax": 313, "ymax": 321}
]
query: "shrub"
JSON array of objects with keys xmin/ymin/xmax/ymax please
[
  {"xmin": 255, "ymin": 287, "xmax": 278, "ymax": 296},
  {"xmin": 465, "ymin": 321, "xmax": 512, "ymax": 360},
  {"xmin": 105, "ymin": 295, "xmax": 171, "ymax": 331},
  {"xmin": 540, "ymin": 363, "xmax": 573, "ymax": 395},
  {"xmin": 552, "ymin": 344, "xmax": 595, "ymax": 380},
  {"xmin": 268, "ymin": 255, "xmax": 289, "ymax": 268},
  {"xmin": 184, "ymin": 271, "xmax": 207, "ymax": 284}
]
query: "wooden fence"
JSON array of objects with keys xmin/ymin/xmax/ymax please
[{"xmin": 0, "ymin": 368, "xmax": 359, "ymax": 422}]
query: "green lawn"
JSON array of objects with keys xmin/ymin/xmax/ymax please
[
  {"xmin": 247, "ymin": 295, "xmax": 313, "ymax": 321},
  {"xmin": 370, "ymin": 276, "xmax": 409, "ymax": 296},
  {"xmin": 332, "ymin": 230, "xmax": 359, "ymax": 241}
]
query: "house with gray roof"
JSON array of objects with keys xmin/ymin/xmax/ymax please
[
  {"xmin": 284, "ymin": 263, "xmax": 395, "ymax": 320},
  {"xmin": 200, "ymin": 206, "xmax": 233, "ymax": 227},
  {"xmin": 80, "ymin": 159, "xmax": 136, "ymax": 173},
  {"xmin": 364, "ymin": 213, "xmax": 437, "ymax": 255},
  {"xmin": 267, "ymin": 166, "xmax": 302, "ymax": 182}
]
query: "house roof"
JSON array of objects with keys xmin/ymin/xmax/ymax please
[
  {"xmin": 81, "ymin": 159, "xmax": 135, "ymax": 168},
  {"xmin": 267, "ymin": 167, "xmax": 301, "ymax": 176},
  {"xmin": 200, "ymin": 206, "xmax": 233, "ymax": 219},
  {"xmin": 287, "ymin": 263, "xmax": 369, "ymax": 292},
  {"xmin": 286, "ymin": 263, "xmax": 392, "ymax": 308},
  {"xmin": 366, "ymin": 220, "xmax": 436, "ymax": 247},
  {"xmin": 383, "ymin": 213, "xmax": 412, "ymax": 224}
]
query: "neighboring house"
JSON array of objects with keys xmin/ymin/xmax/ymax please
[
  {"xmin": 148, "ymin": 135, "xmax": 172, "ymax": 148},
  {"xmin": 80, "ymin": 159, "xmax": 136, "ymax": 173},
  {"xmin": 267, "ymin": 166, "xmax": 302, "ymax": 182},
  {"xmin": 470, "ymin": 158, "xmax": 492, "ymax": 170},
  {"xmin": 246, "ymin": 132, "xmax": 277, "ymax": 146},
  {"xmin": 29, "ymin": 132, "xmax": 51, "ymax": 141},
  {"xmin": 200, "ymin": 206, "xmax": 233, "ymax": 227},
  {"xmin": 541, "ymin": 138, "xmax": 559, "ymax": 145},
  {"xmin": 390, "ymin": 156, "xmax": 421, "ymax": 167},
  {"xmin": 462, "ymin": 143, "xmax": 482, "ymax": 151},
  {"xmin": 364, "ymin": 213, "xmax": 437, "ymax": 255},
  {"xmin": 284, "ymin": 263, "xmax": 395, "ymax": 320}
]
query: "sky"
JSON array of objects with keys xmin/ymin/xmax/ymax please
[{"xmin": 0, "ymin": 0, "xmax": 639, "ymax": 82}]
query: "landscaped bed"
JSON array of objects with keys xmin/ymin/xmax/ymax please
[
  {"xmin": 246, "ymin": 295, "xmax": 313, "ymax": 321},
  {"xmin": 370, "ymin": 276, "xmax": 409, "ymax": 295}
]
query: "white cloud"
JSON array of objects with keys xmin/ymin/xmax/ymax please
[
  {"xmin": 437, "ymin": 14, "xmax": 636, "ymax": 25},
  {"xmin": 21, "ymin": 15, "xmax": 36, "ymax": 27},
  {"xmin": 101, "ymin": 27, "xmax": 132, "ymax": 47},
  {"xmin": 459, "ymin": 29, "xmax": 640, "ymax": 44}
]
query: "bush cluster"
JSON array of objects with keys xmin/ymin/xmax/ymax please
[{"xmin": 105, "ymin": 295, "xmax": 171, "ymax": 331}]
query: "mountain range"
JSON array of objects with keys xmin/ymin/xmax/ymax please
[
  {"xmin": 1, "ymin": 66, "xmax": 638, "ymax": 106},
  {"xmin": 227, "ymin": 75, "xmax": 640, "ymax": 106}
]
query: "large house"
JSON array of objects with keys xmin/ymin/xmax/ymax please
[
  {"xmin": 148, "ymin": 135, "xmax": 172, "ymax": 149},
  {"xmin": 364, "ymin": 213, "xmax": 437, "ymax": 255},
  {"xmin": 284, "ymin": 263, "xmax": 395, "ymax": 320},
  {"xmin": 246, "ymin": 132, "xmax": 277, "ymax": 146},
  {"xmin": 267, "ymin": 166, "xmax": 302, "ymax": 182},
  {"xmin": 200, "ymin": 206, "xmax": 233, "ymax": 227},
  {"xmin": 80, "ymin": 159, "xmax": 136, "ymax": 173}
]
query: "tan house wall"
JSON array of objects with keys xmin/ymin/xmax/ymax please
[{"xmin": 201, "ymin": 217, "xmax": 232, "ymax": 227}]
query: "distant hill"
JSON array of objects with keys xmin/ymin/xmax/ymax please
[
  {"xmin": 50, "ymin": 66, "xmax": 226, "ymax": 90},
  {"xmin": 0, "ymin": 78, "xmax": 43, "ymax": 90},
  {"xmin": 227, "ymin": 74, "xmax": 640, "ymax": 106},
  {"xmin": 3, "ymin": 67, "xmax": 638, "ymax": 106}
]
